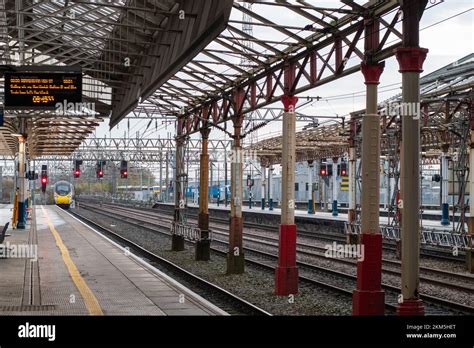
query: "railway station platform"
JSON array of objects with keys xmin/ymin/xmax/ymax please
[
  {"xmin": 151, "ymin": 201, "xmax": 469, "ymax": 254},
  {"xmin": 155, "ymin": 201, "xmax": 459, "ymax": 231},
  {"xmin": 0, "ymin": 204, "xmax": 227, "ymax": 316}
]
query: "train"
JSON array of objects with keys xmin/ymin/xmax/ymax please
[
  {"xmin": 115, "ymin": 184, "xmax": 230, "ymax": 202},
  {"xmin": 185, "ymin": 184, "xmax": 230, "ymax": 200},
  {"xmin": 54, "ymin": 181, "xmax": 75, "ymax": 209}
]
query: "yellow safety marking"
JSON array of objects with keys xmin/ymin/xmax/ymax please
[
  {"xmin": 340, "ymin": 176, "xmax": 349, "ymax": 191},
  {"xmin": 41, "ymin": 206, "xmax": 104, "ymax": 316}
]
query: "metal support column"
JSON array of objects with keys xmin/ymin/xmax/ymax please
[
  {"xmin": 468, "ymin": 122, "xmax": 474, "ymax": 272},
  {"xmin": 396, "ymin": 0, "xmax": 428, "ymax": 316},
  {"xmin": 385, "ymin": 159, "xmax": 390, "ymax": 212},
  {"xmin": 17, "ymin": 121, "xmax": 27, "ymax": 229},
  {"xmin": 172, "ymin": 115, "xmax": 186, "ymax": 251},
  {"xmin": 352, "ymin": 16, "xmax": 385, "ymax": 315},
  {"xmin": 261, "ymin": 164, "xmax": 266, "ymax": 210},
  {"xmin": 159, "ymin": 154, "xmax": 163, "ymax": 202},
  {"xmin": 268, "ymin": 165, "xmax": 274, "ymax": 210},
  {"xmin": 275, "ymin": 71, "xmax": 299, "ymax": 295},
  {"xmin": 196, "ymin": 127, "xmax": 211, "ymax": 261},
  {"xmin": 332, "ymin": 157, "xmax": 339, "ymax": 216},
  {"xmin": 322, "ymin": 175, "xmax": 326, "ymax": 211},
  {"xmin": 227, "ymin": 89, "xmax": 245, "ymax": 274},
  {"xmin": 217, "ymin": 163, "xmax": 221, "ymax": 207},
  {"xmin": 111, "ymin": 162, "xmax": 117, "ymax": 196},
  {"xmin": 440, "ymin": 146, "xmax": 449, "ymax": 225},
  {"xmin": 224, "ymin": 123, "xmax": 229, "ymax": 208},
  {"xmin": 348, "ymin": 118, "xmax": 357, "ymax": 243},
  {"xmin": 165, "ymin": 152, "xmax": 169, "ymax": 203},
  {"xmin": 307, "ymin": 160, "xmax": 314, "ymax": 214},
  {"xmin": 0, "ymin": 166, "xmax": 3, "ymax": 203}
]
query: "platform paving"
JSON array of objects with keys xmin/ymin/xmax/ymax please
[{"xmin": 0, "ymin": 204, "xmax": 226, "ymax": 316}]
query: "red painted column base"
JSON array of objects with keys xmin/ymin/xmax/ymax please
[
  {"xmin": 275, "ymin": 224, "xmax": 298, "ymax": 295},
  {"xmin": 352, "ymin": 233, "xmax": 384, "ymax": 315},
  {"xmin": 352, "ymin": 290, "xmax": 385, "ymax": 316},
  {"xmin": 397, "ymin": 299, "xmax": 424, "ymax": 316}
]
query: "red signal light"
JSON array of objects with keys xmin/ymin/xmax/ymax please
[
  {"xmin": 99, "ymin": 171, "xmax": 103, "ymax": 176},
  {"xmin": 41, "ymin": 177, "xmax": 47, "ymax": 184},
  {"xmin": 341, "ymin": 169, "xmax": 347, "ymax": 176},
  {"xmin": 320, "ymin": 169, "xmax": 326, "ymax": 176},
  {"xmin": 75, "ymin": 170, "xmax": 80, "ymax": 175},
  {"xmin": 123, "ymin": 171, "xmax": 127, "ymax": 176}
]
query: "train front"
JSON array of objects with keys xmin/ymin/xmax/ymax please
[{"xmin": 54, "ymin": 181, "xmax": 74, "ymax": 209}]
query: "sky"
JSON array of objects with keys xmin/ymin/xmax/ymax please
[{"xmin": 89, "ymin": 0, "xmax": 474, "ymax": 179}]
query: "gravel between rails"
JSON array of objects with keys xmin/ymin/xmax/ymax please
[
  {"xmin": 95, "ymin": 203, "xmax": 474, "ymax": 300},
  {"xmin": 75, "ymin": 207, "xmax": 352, "ymax": 315},
  {"xmin": 238, "ymin": 239, "xmax": 474, "ymax": 309},
  {"xmin": 81, "ymin": 202, "xmax": 474, "ymax": 311},
  {"xmin": 103, "ymin": 202, "xmax": 468, "ymax": 272}
]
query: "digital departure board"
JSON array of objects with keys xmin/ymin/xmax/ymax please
[{"xmin": 4, "ymin": 72, "xmax": 82, "ymax": 108}]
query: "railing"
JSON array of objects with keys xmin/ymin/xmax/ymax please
[
  {"xmin": 170, "ymin": 221, "xmax": 212, "ymax": 242},
  {"xmin": 344, "ymin": 222, "xmax": 472, "ymax": 250},
  {"xmin": 420, "ymin": 229, "xmax": 471, "ymax": 249}
]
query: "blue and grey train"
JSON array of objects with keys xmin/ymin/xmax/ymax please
[{"xmin": 185, "ymin": 185, "xmax": 230, "ymax": 200}]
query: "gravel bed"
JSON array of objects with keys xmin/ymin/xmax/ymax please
[
  {"xmin": 75, "ymin": 207, "xmax": 352, "ymax": 315},
  {"xmin": 77, "ymin": 202, "xmax": 473, "ymax": 313},
  {"xmin": 208, "ymin": 216, "xmax": 469, "ymax": 273},
  {"xmin": 223, "ymin": 234, "xmax": 474, "ymax": 310},
  {"xmin": 105, "ymin": 203, "xmax": 468, "ymax": 274}
]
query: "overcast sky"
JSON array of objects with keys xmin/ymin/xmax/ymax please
[{"xmin": 92, "ymin": 0, "xmax": 473, "ymax": 171}]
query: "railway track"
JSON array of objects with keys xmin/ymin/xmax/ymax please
[
  {"xmin": 67, "ymin": 209, "xmax": 271, "ymax": 316},
  {"xmin": 94, "ymin": 200, "xmax": 465, "ymax": 263},
  {"xmin": 76, "ymin": 202, "xmax": 474, "ymax": 315},
  {"xmin": 85, "ymin": 202, "xmax": 473, "ymax": 291}
]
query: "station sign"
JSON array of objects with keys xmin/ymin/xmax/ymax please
[{"xmin": 4, "ymin": 71, "xmax": 82, "ymax": 109}]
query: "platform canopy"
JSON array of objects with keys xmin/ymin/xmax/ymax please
[
  {"xmin": 251, "ymin": 54, "xmax": 474, "ymax": 166},
  {"xmin": 0, "ymin": 0, "xmax": 233, "ymax": 156}
]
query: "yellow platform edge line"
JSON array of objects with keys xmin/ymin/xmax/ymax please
[{"xmin": 41, "ymin": 206, "xmax": 104, "ymax": 316}]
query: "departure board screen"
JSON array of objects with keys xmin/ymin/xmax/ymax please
[{"xmin": 4, "ymin": 72, "xmax": 82, "ymax": 108}]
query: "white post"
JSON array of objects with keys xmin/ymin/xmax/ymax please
[
  {"xmin": 332, "ymin": 158, "xmax": 339, "ymax": 216},
  {"xmin": 261, "ymin": 164, "xmax": 266, "ymax": 210},
  {"xmin": 308, "ymin": 161, "xmax": 314, "ymax": 214},
  {"xmin": 268, "ymin": 165, "xmax": 274, "ymax": 210},
  {"xmin": 441, "ymin": 151, "xmax": 449, "ymax": 225}
]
